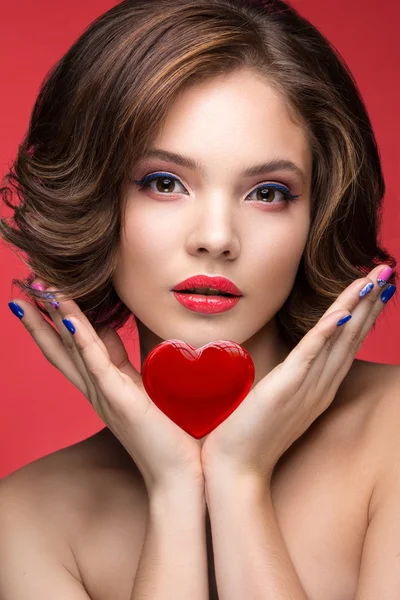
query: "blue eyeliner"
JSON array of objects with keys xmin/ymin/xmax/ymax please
[{"xmin": 131, "ymin": 172, "xmax": 301, "ymax": 202}]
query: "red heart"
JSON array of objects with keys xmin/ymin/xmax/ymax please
[{"xmin": 142, "ymin": 340, "xmax": 255, "ymax": 439}]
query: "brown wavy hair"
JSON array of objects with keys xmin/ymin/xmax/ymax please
[{"xmin": 0, "ymin": 0, "xmax": 397, "ymax": 350}]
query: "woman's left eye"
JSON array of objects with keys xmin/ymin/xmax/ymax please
[{"xmin": 132, "ymin": 172, "xmax": 301, "ymax": 204}]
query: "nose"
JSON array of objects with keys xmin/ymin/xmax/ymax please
[{"xmin": 185, "ymin": 195, "xmax": 240, "ymax": 260}]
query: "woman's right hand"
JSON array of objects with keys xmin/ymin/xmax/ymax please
[{"xmin": 10, "ymin": 280, "xmax": 204, "ymax": 496}]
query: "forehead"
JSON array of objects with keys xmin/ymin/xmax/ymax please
[{"xmin": 149, "ymin": 69, "xmax": 311, "ymax": 181}]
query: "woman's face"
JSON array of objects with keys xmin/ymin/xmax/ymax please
[{"xmin": 114, "ymin": 68, "xmax": 312, "ymax": 363}]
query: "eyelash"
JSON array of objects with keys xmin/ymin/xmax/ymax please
[{"xmin": 131, "ymin": 172, "xmax": 301, "ymax": 204}]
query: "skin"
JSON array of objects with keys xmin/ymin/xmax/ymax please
[
  {"xmin": 4, "ymin": 66, "xmax": 398, "ymax": 600},
  {"xmin": 113, "ymin": 67, "xmax": 313, "ymax": 418}
]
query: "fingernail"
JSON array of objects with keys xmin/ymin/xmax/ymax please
[
  {"xmin": 62, "ymin": 318, "xmax": 75, "ymax": 334},
  {"xmin": 31, "ymin": 282, "xmax": 60, "ymax": 309},
  {"xmin": 337, "ymin": 314, "xmax": 352, "ymax": 327},
  {"xmin": 8, "ymin": 301, "xmax": 24, "ymax": 319},
  {"xmin": 377, "ymin": 266, "xmax": 393, "ymax": 288},
  {"xmin": 359, "ymin": 282, "xmax": 374, "ymax": 298},
  {"xmin": 380, "ymin": 284, "xmax": 396, "ymax": 304}
]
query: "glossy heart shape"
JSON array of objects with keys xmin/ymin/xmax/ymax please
[{"xmin": 142, "ymin": 339, "xmax": 255, "ymax": 439}]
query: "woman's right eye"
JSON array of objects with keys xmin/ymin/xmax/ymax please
[{"xmin": 133, "ymin": 172, "xmax": 188, "ymax": 195}]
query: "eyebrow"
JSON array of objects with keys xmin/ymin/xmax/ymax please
[{"xmin": 141, "ymin": 149, "xmax": 307, "ymax": 185}]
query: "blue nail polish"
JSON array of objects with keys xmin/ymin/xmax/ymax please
[
  {"xmin": 337, "ymin": 314, "xmax": 352, "ymax": 327},
  {"xmin": 380, "ymin": 284, "xmax": 396, "ymax": 304},
  {"xmin": 359, "ymin": 282, "xmax": 374, "ymax": 298},
  {"xmin": 62, "ymin": 318, "xmax": 75, "ymax": 334},
  {"xmin": 377, "ymin": 278, "xmax": 388, "ymax": 288},
  {"xmin": 8, "ymin": 302, "xmax": 24, "ymax": 319}
]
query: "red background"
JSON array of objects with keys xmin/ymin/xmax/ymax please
[{"xmin": 0, "ymin": 0, "xmax": 399, "ymax": 480}]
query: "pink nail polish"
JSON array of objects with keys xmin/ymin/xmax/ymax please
[{"xmin": 377, "ymin": 266, "xmax": 393, "ymax": 288}]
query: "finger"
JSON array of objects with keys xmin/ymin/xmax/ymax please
[
  {"xmin": 352, "ymin": 282, "xmax": 396, "ymax": 352},
  {"xmin": 58, "ymin": 312, "xmax": 148, "ymax": 422},
  {"xmin": 32, "ymin": 283, "xmax": 99, "ymax": 401},
  {"xmin": 96, "ymin": 326, "xmax": 144, "ymax": 389},
  {"xmin": 271, "ymin": 307, "xmax": 350, "ymax": 395},
  {"xmin": 298, "ymin": 266, "xmax": 394, "ymax": 398},
  {"xmin": 313, "ymin": 265, "xmax": 393, "ymax": 371},
  {"xmin": 296, "ymin": 265, "xmax": 390, "ymax": 372},
  {"xmin": 256, "ymin": 269, "xmax": 385, "ymax": 399},
  {"xmin": 320, "ymin": 264, "xmax": 391, "ymax": 320},
  {"xmin": 10, "ymin": 298, "xmax": 88, "ymax": 396},
  {"xmin": 319, "ymin": 281, "xmax": 395, "ymax": 390},
  {"xmin": 44, "ymin": 286, "xmax": 143, "ymax": 389},
  {"xmin": 286, "ymin": 274, "xmax": 376, "ymax": 379}
]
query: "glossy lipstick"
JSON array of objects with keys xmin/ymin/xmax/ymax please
[
  {"xmin": 172, "ymin": 274, "xmax": 242, "ymax": 314},
  {"xmin": 173, "ymin": 292, "xmax": 241, "ymax": 314}
]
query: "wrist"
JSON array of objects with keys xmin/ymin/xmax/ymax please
[
  {"xmin": 205, "ymin": 468, "xmax": 271, "ymax": 503},
  {"xmin": 149, "ymin": 478, "xmax": 206, "ymax": 515}
]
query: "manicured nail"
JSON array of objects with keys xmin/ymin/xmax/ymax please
[
  {"xmin": 380, "ymin": 284, "xmax": 396, "ymax": 304},
  {"xmin": 62, "ymin": 318, "xmax": 75, "ymax": 334},
  {"xmin": 377, "ymin": 266, "xmax": 393, "ymax": 288},
  {"xmin": 359, "ymin": 282, "xmax": 374, "ymax": 298},
  {"xmin": 337, "ymin": 314, "xmax": 352, "ymax": 327},
  {"xmin": 31, "ymin": 282, "xmax": 60, "ymax": 309},
  {"xmin": 44, "ymin": 294, "xmax": 60, "ymax": 309},
  {"xmin": 8, "ymin": 301, "xmax": 24, "ymax": 319}
]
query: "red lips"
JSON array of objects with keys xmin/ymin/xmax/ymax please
[
  {"xmin": 173, "ymin": 274, "xmax": 242, "ymax": 296},
  {"xmin": 142, "ymin": 339, "xmax": 255, "ymax": 439}
]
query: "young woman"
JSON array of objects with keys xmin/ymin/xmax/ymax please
[{"xmin": 0, "ymin": 0, "xmax": 398, "ymax": 598}]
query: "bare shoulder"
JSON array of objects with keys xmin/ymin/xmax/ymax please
[
  {"xmin": 335, "ymin": 359, "xmax": 400, "ymax": 499},
  {"xmin": 354, "ymin": 359, "xmax": 400, "ymax": 475},
  {"xmin": 0, "ymin": 427, "xmax": 146, "ymax": 592},
  {"xmin": 347, "ymin": 358, "xmax": 400, "ymax": 432},
  {"xmin": 0, "ymin": 427, "xmax": 143, "ymax": 505},
  {"xmin": 328, "ymin": 358, "xmax": 400, "ymax": 426}
]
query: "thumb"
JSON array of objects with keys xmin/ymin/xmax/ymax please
[{"xmin": 98, "ymin": 326, "xmax": 143, "ymax": 388}]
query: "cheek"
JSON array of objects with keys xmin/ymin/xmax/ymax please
[
  {"xmin": 248, "ymin": 224, "xmax": 309, "ymax": 298},
  {"xmin": 253, "ymin": 225, "xmax": 308, "ymax": 264},
  {"xmin": 122, "ymin": 210, "xmax": 176, "ymax": 262}
]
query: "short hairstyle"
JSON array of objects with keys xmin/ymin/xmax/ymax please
[{"xmin": 0, "ymin": 0, "xmax": 396, "ymax": 349}]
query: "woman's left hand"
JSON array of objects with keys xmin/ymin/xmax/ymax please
[{"xmin": 200, "ymin": 264, "xmax": 396, "ymax": 487}]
